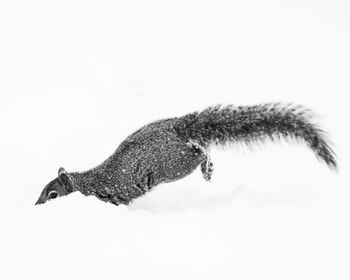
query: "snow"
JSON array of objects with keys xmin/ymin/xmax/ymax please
[{"xmin": 1, "ymin": 0, "xmax": 350, "ymax": 279}]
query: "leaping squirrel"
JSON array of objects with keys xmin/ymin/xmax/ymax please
[{"xmin": 36, "ymin": 103, "xmax": 337, "ymax": 206}]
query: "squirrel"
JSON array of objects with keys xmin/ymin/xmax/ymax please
[{"xmin": 35, "ymin": 103, "xmax": 337, "ymax": 206}]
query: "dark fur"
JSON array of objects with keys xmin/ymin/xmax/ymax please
[
  {"xmin": 175, "ymin": 103, "xmax": 337, "ymax": 168},
  {"xmin": 36, "ymin": 103, "xmax": 337, "ymax": 206}
]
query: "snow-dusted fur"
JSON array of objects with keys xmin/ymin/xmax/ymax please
[
  {"xmin": 174, "ymin": 103, "xmax": 337, "ymax": 169},
  {"xmin": 36, "ymin": 103, "xmax": 337, "ymax": 206}
]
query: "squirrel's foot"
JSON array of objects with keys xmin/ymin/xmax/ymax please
[
  {"xmin": 201, "ymin": 155, "xmax": 213, "ymax": 182},
  {"xmin": 187, "ymin": 141, "xmax": 214, "ymax": 181}
]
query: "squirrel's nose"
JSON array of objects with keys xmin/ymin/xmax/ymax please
[{"xmin": 35, "ymin": 197, "xmax": 44, "ymax": 205}]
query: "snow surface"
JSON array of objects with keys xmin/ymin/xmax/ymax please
[{"xmin": 1, "ymin": 0, "xmax": 350, "ymax": 279}]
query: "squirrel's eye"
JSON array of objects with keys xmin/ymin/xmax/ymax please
[{"xmin": 48, "ymin": 191, "xmax": 58, "ymax": 199}]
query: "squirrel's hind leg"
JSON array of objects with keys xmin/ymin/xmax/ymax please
[
  {"xmin": 188, "ymin": 141, "xmax": 214, "ymax": 182},
  {"xmin": 201, "ymin": 154, "xmax": 214, "ymax": 181}
]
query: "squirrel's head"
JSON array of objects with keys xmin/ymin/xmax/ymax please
[{"xmin": 35, "ymin": 167, "xmax": 74, "ymax": 205}]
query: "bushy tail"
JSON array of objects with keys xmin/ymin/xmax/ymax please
[{"xmin": 174, "ymin": 103, "xmax": 337, "ymax": 170}]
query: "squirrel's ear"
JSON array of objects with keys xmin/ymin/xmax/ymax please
[
  {"xmin": 58, "ymin": 167, "xmax": 70, "ymax": 184},
  {"xmin": 58, "ymin": 167, "xmax": 67, "ymax": 176}
]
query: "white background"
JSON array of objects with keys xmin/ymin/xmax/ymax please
[{"xmin": 0, "ymin": 0, "xmax": 349, "ymax": 279}]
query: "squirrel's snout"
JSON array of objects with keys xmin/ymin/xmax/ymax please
[{"xmin": 35, "ymin": 197, "xmax": 44, "ymax": 205}]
